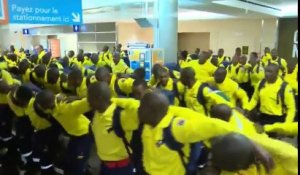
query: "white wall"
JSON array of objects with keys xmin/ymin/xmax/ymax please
[
  {"xmin": 178, "ymin": 19, "xmax": 277, "ymax": 57},
  {"xmin": 117, "ymin": 18, "xmax": 277, "ymax": 57},
  {"xmin": 56, "ymin": 34, "xmax": 78, "ymax": 57}
]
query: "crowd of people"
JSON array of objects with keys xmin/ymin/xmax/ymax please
[{"xmin": 0, "ymin": 44, "xmax": 298, "ymax": 175}]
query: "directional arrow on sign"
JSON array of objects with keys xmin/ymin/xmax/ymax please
[{"xmin": 72, "ymin": 12, "xmax": 80, "ymax": 23}]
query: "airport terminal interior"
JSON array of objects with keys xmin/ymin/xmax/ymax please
[{"xmin": 0, "ymin": 0, "xmax": 298, "ymax": 175}]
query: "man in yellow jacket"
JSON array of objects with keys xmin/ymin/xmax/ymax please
[
  {"xmin": 112, "ymin": 92, "xmax": 276, "ymax": 175},
  {"xmin": 88, "ymin": 82, "xmax": 136, "ymax": 175},
  {"xmin": 211, "ymin": 132, "xmax": 297, "ymax": 175},
  {"xmin": 180, "ymin": 67, "xmax": 232, "ymax": 115},
  {"xmin": 246, "ymin": 63, "xmax": 296, "ymax": 125},
  {"xmin": 213, "ymin": 67, "xmax": 249, "ymax": 109},
  {"xmin": 35, "ymin": 90, "xmax": 92, "ymax": 175}
]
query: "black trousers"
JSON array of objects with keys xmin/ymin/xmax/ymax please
[
  {"xmin": 258, "ymin": 113, "xmax": 286, "ymax": 125},
  {"xmin": 0, "ymin": 105, "xmax": 14, "ymax": 146},
  {"xmin": 259, "ymin": 113, "xmax": 286, "ymax": 138},
  {"xmin": 65, "ymin": 133, "xmax": 92, "ymax": 175},
  {"xmin": 32, "ymin": 126, "xmax": 60, "ymax": 174},
  {"xmin": 239, "ymin": 82, "xmax": 254, "ymax": 99}
]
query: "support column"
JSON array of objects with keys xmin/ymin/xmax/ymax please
[{"xmin": 154, "ymin": 0, "xmax": 178, "ymax": 64}]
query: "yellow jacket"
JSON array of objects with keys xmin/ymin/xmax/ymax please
[
  {"xmin": 98, "ymin": 51, "xmax": 113, "ymax": 67},
  {"xmin": 92, "ymin": 102, "xmax": 138, "ymax": 161},
  {"xmin": 112, "ymin": 98, "xmax": 237, "ymax": 175},
  {"xmin": 187, "ymin": 60, "xmax": 216, "ymax": 83},
  {"xmin": 25, "ymin": 98, "xmax": 52, "ymax": 131},
  {"xmin": 51, "ymin": 96, "xmax": 90, "ymax": 136},
  {"xmin": 249, "ymin": 62, "xmax": 265, "ymax": 87},
  {"xmin": 246, "ymin": 78, "xmax": 296, "ymax": 123},
  {"xmin": 215, "ymin": 77, "xmax": 249, "ymax": 109},
  {"xmin": 184, "ymin": 81, "xmax": 232, "ymax": 115},
  {"xmin": 264, "ymin": 122, "xmax": 298, "ymax": 136},
  {"xmin": 111, "ymin": 59, "xmax": 133, "ymax": 74}
]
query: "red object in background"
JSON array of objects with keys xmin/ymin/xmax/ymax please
[
  {"xmin": 48, "ymin": 39, "xmax": 61, "ymax": 58},
  {"xmin": 0, "ymin": 0, "xmax": 8, "ymax": 24}
]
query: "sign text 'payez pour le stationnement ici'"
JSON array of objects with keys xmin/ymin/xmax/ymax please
[{"xmin": 8, "ymin": 0, "xmax": 82, "ymax": 25}]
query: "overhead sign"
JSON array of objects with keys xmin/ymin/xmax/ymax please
[
  {"xmin": 22, "ymin": 28, "xmax": 29, "ymax": 35},
  {"xmin": 0, "ymin": 0, "xmax": 8, "ymax": 24},
  {"xmin": 8, "ymin": 0, "xmax": 82, "ymax": 25},
  {"xmin": 73, "ymin": 25, "xmax": 80, "ymax": 32}
]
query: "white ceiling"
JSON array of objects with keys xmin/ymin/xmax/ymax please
[{"xmin": 82, "ymin": 0, "xmax": 298, "ymax": 23}]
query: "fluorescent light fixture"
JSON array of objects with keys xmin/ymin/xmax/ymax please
[
  {"xmin": 212, "ymin": 0, "xmax": 281, "ymax": 17},
  {"xmin": 280, "ymin": 4, "xmax": 298, "ymax": 17},
  {"xmin": 178, "ymin": 9, "xmax": 233, "ymax": 20},
  {"xmin": 82, "ymin": 0, "xmax": 154, "ymax": 9}
]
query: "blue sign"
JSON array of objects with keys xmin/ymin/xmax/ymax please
[
  {"xmin": 8, "ymin": 0, "xmax": 82, "ymax": 25},
  {"xmin": 23, "ymin": 28, "xmax": 29, "ymax": 35},
  {"xmin": 73, "ymin": 25, "xmax": 80, "ymax": 32}
]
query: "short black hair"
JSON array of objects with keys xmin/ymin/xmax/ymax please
[
  {"xmin": 133, "ymin": 79, "xmax": 148, "ymax": 89},
  {"xmin": 15, "ymin": 86, "xmax": 33, "ymax": 103},
  {"xmin": 35, "ymin": 89, "xmax": 54, "ymax": 109},
  {"xmin": 47, "ymin": 68, "xmax": 60, "ymax": 84},
  {"xmin": 181, "ymin": 50, "xmax": 188, "ymax": 58},
  {"xmin": 68, "ymin": 50, "xmax": 75, "ymax": 57},
  {"xmin": 34, "ymin": 64, "xmax": 46, "ymax": 78},
  {"xmin": 68, "ymin": 68, "xmax": 83, "ymax": 80},
  {"xmin": 251, "ymin": 52, "xmax": 258, "ymax": 58},
  {"xmin": 211, "ymin": 133, "xmax": 255, "ymax": 172},
  {"xmin": 133, "ymin": 67, "xmax": 145, "ymax": 80},
  {"xmin": 88, "ymin": 82, "xmax": 111, "ymax": 101},
  {"xmin": 7, "ymin": 53, "xmax": 18, "ymax": 62},
  {"xmin": 19, "ymin": 59, "xmax": 31, "ymax": 74}
]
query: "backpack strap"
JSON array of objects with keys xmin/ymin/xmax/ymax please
[
  {"xmin": 85, "ymin": 76, "xmax": 91, "ymax": 87},
  {"xmin": 197, "ymin": 83, "xmax": 211, "ymax": 115},
  {"xmin": 130, "ymin": 123, "xmax": 147, "ymax": 174},
  {"xmin": 258, "ymin": 79, "xmax": 266, "ymax": 91},
  {"xmin": 110, "ymin": 106, "xmax": 132, "ymax": 157},
  {"xmin": 163, "ymin": 117, "xmax": 187, "ymax": 170},
  {"xmin": 173, "ymin": 81, "xmax": 186, "ymax": 107},
  {"xmin": 277, "ymin": 82, "xmax": 289, "ymax": 114},
  {"xmin": 33, "ymin": 100, "xmax": 51, "ymax": 120},
  {"xmin": 114, "ymin": 79, "xmax": 127, "ymax": 97},
  {"xmin": 163, "ymin": 117, "xmax": 204, "ymax": 174}
]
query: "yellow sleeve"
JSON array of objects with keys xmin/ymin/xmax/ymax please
[
  {"xmin": 283, "ymin": 85, "xmax": 296, "ymax": 123},
  {"xmin": 111, "ymin": 98, "xmax": 140, "ymax": 111},
  {"xmin": 235, "ymin": 87, "xmax": 249, "ymax": 109},
  {"xmin": 148, "ymin": 75, "xmax": 158, "ymax": 87},
  {"xmin": 172, "ymin": 114, "xmax": 237, "ymax": 143},
  {"xmin": 1, "ymin": 70, "xmax": 15, "ymax": 85},
  {"xmin": 121, "ymin": 108, "xmax": 139, "ymax": 131},
  {"xmin": 281, "ymin": 59, "xmax": 288, "ymax": 75},
  {"xmin": 203, "ymin": 87, "xmax": 233, "ymax": 107},
  {"xmin": 264, "ymin": 122, "xmax": 298, "ymax": 136},
  {"xmin": 249, "ymin": 133, "xmax": 298, "ymax": 175},
  {"xmin": 246, "ymin": 83, "xmax": 260, "ymax": 111},
  {"xmin": 65, "ymin": 98, "xmax": 91, "ymax": 116}
]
